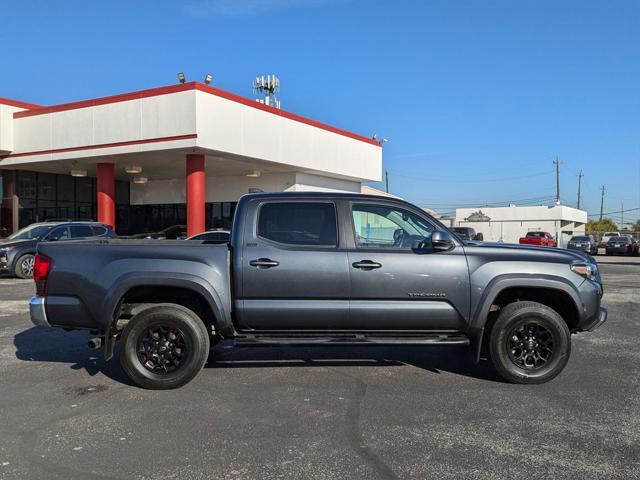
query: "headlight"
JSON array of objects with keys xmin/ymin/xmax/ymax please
[{"xmin": 571, "ymin": 262, "xmax": 598, "ymax": 280}]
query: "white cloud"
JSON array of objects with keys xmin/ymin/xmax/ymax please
[{"xmin": 185, "ymin": 0, "xmax": 342, "ymax": 17}]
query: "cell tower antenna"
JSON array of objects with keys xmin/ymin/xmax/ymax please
[{"xmin": 253, "ymin": 74, "xmax": 281, "ymax": 109}]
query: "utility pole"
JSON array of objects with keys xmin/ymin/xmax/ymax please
[
  {"xmin": 385, "ymin": 169, "xmax": 389, "ymax": 193},
  {"xmin": 554, "ymin": 157, "xmax": 561, "ymax": 204},
  {"xmin": 621, "ymin": 201, "xmax": 624, "ymax": 230},
  {"xmin": 576, "ymin": 171, "xmax": 584, "ymax": 210},
  {"xmin": 599, "ymin": 185, "xmax": 606, "ymax": 221}
]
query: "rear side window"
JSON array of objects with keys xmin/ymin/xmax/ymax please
[
  {"xmin": 258, "ymin": 202, "xmax": 337, "ymax": 247},
  {"xmin": 70, "ymin": 225, "xmax": 94, "ymax": 238},
  {"xmin": 91, "ymin": 226, "xmax": 108, "ymax": 236}
]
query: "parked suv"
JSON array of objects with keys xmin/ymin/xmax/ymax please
[
  {"xmin": 452, "ymin": 227, "xmax": 483, "ymax": 241},
  {"xmin": 600, "ymin": 231, "xmax": 620, "ymax": 248},
  {"xmin": 567, "ymin": 235, "xmax": 598, "ymax": 255},
  {"xmin": 605, "ymin": 236, "xmax": 638, "ymax": 256},
  {"xmin": 0, "ymin": 222, "xmax": 116, "ymax": 278}
]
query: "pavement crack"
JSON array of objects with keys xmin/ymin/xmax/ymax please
[{"xmin": 332, "ymin": 369, "xmax": 399, "ymax": 480}]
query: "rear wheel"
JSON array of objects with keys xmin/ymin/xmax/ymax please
[
  {"xmin": 489, "ymin": 301, "xmax": 570, "ymax": 384},
  {"xmin": 14, "ymin": 254, "xmax": 35, "ymax": 279},
  {"xmin": 119, "ymin": 304, "xmax": 210, "ymax": 389}
]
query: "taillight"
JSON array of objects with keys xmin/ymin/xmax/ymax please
[{"xmin": 34, "ymin": 253, "xmax": 52, "ymax": 296}]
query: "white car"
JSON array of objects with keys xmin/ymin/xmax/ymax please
[{"xmin": 601, "ymin": 231, "xmax": 620, "ymax": 247}]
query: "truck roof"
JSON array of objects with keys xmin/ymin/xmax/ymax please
[{"xmin": 241, "ymin": 191, "xmax": 405, "ymax": 201}]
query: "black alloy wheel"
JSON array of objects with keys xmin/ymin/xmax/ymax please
[
  {"xmin": 119, "ymin": 304, "xmax": 210, "ymax": 389},
  {"xmin": 137, "ymin": 324, "xmax": 189, "ymax": 374},
  {"xmin": 489, "ymin": 301, "xmax": 571, "ymax": 384},
  {"xmin": 506, "ymin": 322, "xmax": 555, "ymax": 370}
]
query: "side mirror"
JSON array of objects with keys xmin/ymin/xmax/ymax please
[{"xmin": 432, "ymin": 230, "xmax": 455, "ymax": 252}]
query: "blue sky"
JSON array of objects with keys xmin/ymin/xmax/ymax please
[{"xmin": 2, "ymin": 0, "xmax": 639, "ymax": 223}]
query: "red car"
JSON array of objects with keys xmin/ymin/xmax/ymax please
[{"xmin": 519, "ymin": 231, "xmax": 557, "ymax": 247}]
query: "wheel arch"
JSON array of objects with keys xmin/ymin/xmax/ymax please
[
  {"xmin": 470, "ymin": 275, "xmax": 584, "ymax": 363},
  {"xmin": 102, "ymin": 273, "xmax": 235, "ymax": 340}
]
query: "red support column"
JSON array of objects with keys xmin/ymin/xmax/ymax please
[
  {"xmin": 186, "ymin": 154, "xmax": 205, "ymax": 237},
  {"xmin": 96, "ymin": 163, "xmax": 115, "ymax": 230}
]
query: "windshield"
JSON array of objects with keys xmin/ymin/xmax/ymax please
[
  {"xmin": 571, "ymin": 236, "xmax": 590, "ymax": 241},
  {"xmin": 604, "ymin": 232, "xmax": 618, "ymax": 237},
  {"xmin": 609, "ymin": 236, "xmax": 626, "ymax": 242},
  {"xmin": 7, "ymin": 224, "xmax": 54, "ymax": 240}
]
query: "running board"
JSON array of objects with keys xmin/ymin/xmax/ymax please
[{"xmin": 234, "ymin": 333, "xmax": 470, "ymax": 347}]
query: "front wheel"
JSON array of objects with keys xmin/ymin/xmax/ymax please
[
  {"xmin": 119, "ymin": 304, "xmax": 210, "ymax": 389},
  {"xmin": 489, "ymin": 301, "xmax": 571, "ymax": 384},
  {"xmin": 14, "ymin": 254, "xmax": 35, "ymax": 279}
]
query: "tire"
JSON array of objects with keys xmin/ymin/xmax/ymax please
[
  {"xmin": 14, "ymin": 254, "xmax": 35, "ymax": 279},
  {"xmin": 489, "ymin": 301, "xmax": 571, "ymax": 384},
  {"xmin": 119, "ymin": 304, "xmax": 210, "ymax": 389}
]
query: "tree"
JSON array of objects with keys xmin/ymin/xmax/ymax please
[
  {"xmin": 634, "ymin": 219, "xmax": 640, "ymax": 232},
  {"xmin": 586, "ymin": 218, "xmax": 619, "ymax": 233}
]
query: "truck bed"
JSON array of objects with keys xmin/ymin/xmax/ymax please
[{"xmin": 36, "ymin": 239, "xmax": 231, "ymax": 333}]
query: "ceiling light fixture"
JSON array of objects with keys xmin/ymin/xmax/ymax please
[
  {"xmin": 244, "ymin": 170, "xmax": 261, "ymax": 178},
  {"xmin": 132, "ymin": 176, "xmax": 148, "ymax": 184},
  {"xmin": 125, "ymin": 165, "xmax": 142, "ymax": 174},
  {"xmin": 70, "ymin": 169, "xmax": 87, "ymax": 178},
  {"xmin": 177, "ymin": 72, "xmax": 186, "ymax": 84}
]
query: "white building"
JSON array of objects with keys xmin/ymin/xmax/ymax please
[
  {"xmin": 0, "ymin": 81, "xmax": 382, "ymax": 237},
  {"xmin": 455, "ymin": 204, "xmax": 587, "ymax": 247}
]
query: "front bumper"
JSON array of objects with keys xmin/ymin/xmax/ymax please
[
  {"xmin": 0, "ymin": 253, "xmax": 10, "ymax": 272},
  {"xmin": 29, "ymin": 296, "xmax": 50, "ymax": 328},
  {"xmin": 584, "ymin": 307, "xmax": 608, "ymax": 332}
]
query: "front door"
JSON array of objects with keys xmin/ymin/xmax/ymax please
[
  {"xmin": 347, "ymin": 202, "xmax": 470, "ymax": 331},
  {"xmin": 235, "ymin": 200, "xmax": 350, "ymax": 330}
]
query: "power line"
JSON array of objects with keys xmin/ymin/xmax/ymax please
[
  {"xmin": 588, "ymin": 206, "xmax": 640, "ymax": 217},
  {"xmin": 415, "ymin": 195, "xmax": 557, "ymax": 209},
  {"xmin": 386, "ymin": 169, "xmax": 555, "ymax": 184}
]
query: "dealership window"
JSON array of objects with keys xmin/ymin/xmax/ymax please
[
  {"xmin": 0, "ymin": 171, "xmax": 16, "ymax": 238},
  {"xmin": 16, "ymin": 171, "xmax": 36, "ymax": 200},
  {"xmin": 1, "ymin": 169, "xmax": 242, "ymax": 237},
  {"xmin": 258, "ymin": 202, "xmax": 337, "ymax": 246}
]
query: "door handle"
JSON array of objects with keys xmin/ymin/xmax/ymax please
[
  {"xmin": 352, "ymin": 260, "xmax": 382, "ymax": 270},
  {"xmin": 249, "ymin": 258, "xmax": 280, "ymax": 269}
]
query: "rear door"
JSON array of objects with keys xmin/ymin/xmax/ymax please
[
  {"xmin": 346, "ymin": 201, "xmax": 470, "ymax": 331},
  {"xmin": 235, "ymin": 199, "xmax": 350, "ymax": 330}
]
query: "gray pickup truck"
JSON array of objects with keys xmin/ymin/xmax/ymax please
[{"xmin": 29, "ymin": 192, "xmax": 607, "ymax": 389}]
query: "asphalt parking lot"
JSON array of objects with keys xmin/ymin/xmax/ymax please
[{"xmin": 0, "ymin": 255, "xmax": 639, "ymax": 480}]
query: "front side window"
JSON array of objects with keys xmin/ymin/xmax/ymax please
[
  {"xmin": 351, "ymin": 204, "xmax": 434, "ymax": 250},
  {"xmin": 8, "ymin": 225, "xmax": 53, "ymax": 240},
  {"xmin": 258, "ymin": 202, "xmax": 337, "ymax": 247},
  {"xmin": 47, "ymin": 226, "xmax": 70, "ymax": 241}
]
